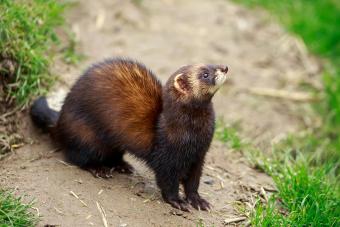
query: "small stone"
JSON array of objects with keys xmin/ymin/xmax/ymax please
[
  {"xmin": 204, "ymin": 179, "xmax": 215, "ymax": 185},
  {"xmin": 170, "ymin": 209, "xmax": 183, "ymax": 216}
]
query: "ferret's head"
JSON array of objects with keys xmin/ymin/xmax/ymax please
[{"xmin": 166, "ymin": 64, "xmax": 229, "ymax": 104}]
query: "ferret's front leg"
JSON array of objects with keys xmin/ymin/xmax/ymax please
[
  {"xmin": 155, "ymin": 169, "xmax": 190, "ymax": 211},
  {"xmin": 183, "ymin": 158, "xmax": 211, "ymax": 211}
]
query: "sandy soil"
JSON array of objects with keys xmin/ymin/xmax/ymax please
[{"xmin": 0, "ymin": 0, "xmax": 320, "ymax": 226}]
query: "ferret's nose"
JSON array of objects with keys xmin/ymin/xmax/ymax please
[{"xmin": 221, "ymin": 66, "xmax": 228, "ymax": 73}]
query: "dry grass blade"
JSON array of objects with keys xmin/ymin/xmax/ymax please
[
  {"xmin": 96, "ymin": 10, "xmax": 106, "ymax": 29},
  {"xmin": 32, "ymin": 207, "xmax": 40, "ymax": 216},
  {"xmin": 96, "ymin": 201, "xmax": 108, "ymax": 227},
  {"xmin": 70, "ymin": 191, "xmax": 88, "ymax": 207},
  {"xmin": 0, "ymin": 106, "xmax": 21, "ymax": 119},
  {"xmin": 54, "ymin": 207, "xmax": 64, "ymax": 215},
  {"xmin": 57, "ymin": 159, "xmax": 74, "ymax": 167},
  {"xmin": 260, "ymin": 187, "xmax": 268, "ymax": 202},
  {"xmin": 263, "ymin": 186, "xmax": 277, "ymax": 192},
  {"xmin": 216, "ymin": 175, "xmax": 225, "ymax": 189},
  {"xmin": 224, "ymin": 216, "xmax": 247, "ymax": 224}
]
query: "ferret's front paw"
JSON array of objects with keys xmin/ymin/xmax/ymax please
[
  {"xmin": 186, "ymin": 193, "xmax": 211, "ymax": 211},
  {"xmin": 165, "ymin": 197, "xmax": 191, "ymax": 212}
]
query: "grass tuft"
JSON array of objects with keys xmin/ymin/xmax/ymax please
[
  {"xmin": 251, "ymin": 156, "xmax": 340, "ymax": 226},
  {"xmin": 215, "ymin": 122, "xmax": 340, "ymax": 226},
  {"xmin": 0, "ymin": 0, "xmax": 66, "ymax": 106},
  {"xmin": 61, "ymin": 30, "xmax": 84, "ymax": 65},
  {"xmin": 0, "ymin": 190, "xmax": 38, "ymax": 227},
  {"xmin": 214, "ymin": 120, "xmax": 244, "ymax": 150}
]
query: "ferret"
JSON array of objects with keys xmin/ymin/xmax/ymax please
[{"xmin": 30, "ymin": 58, "xmax": 228, "ymax": 211}]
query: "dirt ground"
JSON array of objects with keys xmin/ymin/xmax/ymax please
[{"xmin": 0, "ymin": 0, "xmax": 320, "ymax": 226}]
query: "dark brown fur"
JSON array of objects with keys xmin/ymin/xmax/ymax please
[{"xmin": 30, "ymin": 58, "xmax": 228, "ymax": 211}]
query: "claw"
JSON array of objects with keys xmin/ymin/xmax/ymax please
[
  {"xmin": 186, "ymin": 193, "xmax": 211, "ymax": 211},
  {"xmin": 166, "ymin": 197, "xmax": 191, "ymax": 212},
  {"xmin": 88, "ymin": 162, "xmax": 134, "ymax": 178},
  {"xmin": 88, "ymin": 167, "xmax": 114, "ymax": 179}
]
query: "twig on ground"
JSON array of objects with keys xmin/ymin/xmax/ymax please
[
  {"xmin": 57, "ymin": 159, "xmax": 74, "ymax": 167},
  {"xmin": 216, "ymin": 175, "xmax": 225, "ymax": 189},
  {"xmin": 263, "ymin": 186, "xmax": 278, "ymax": 192},
  {"xmin": 54, "ymin": 207, "xmax": 64, "ymax": 215},
  {"xmin": 32, "ymin": 207, "xmax": 40, "ymax": 217},
  {"xmin": 70, "ymin": 191, "xmax": 88, "ymax": 207},
  {"xmin": 224, "ymin": 216, "xmax": 247, "ymax": 224},
  {"xmin": 96, "ymin": 201, "xmax": 108, "ymax": 227}
]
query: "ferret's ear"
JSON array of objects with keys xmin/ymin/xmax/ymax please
[{"xmin": 174, "ymin": 74, "xmax": 190, "ymax": 95}]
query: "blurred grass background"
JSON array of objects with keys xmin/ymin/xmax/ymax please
[
  {"xmin": 234, "ymin": 0, "xmax": 340, "ymax": 129},
  {"xmin": 231, "ymin": 0, "xmax": 340, "ymax": 225}
]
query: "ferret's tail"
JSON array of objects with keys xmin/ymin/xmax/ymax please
[{"xmin": 30, "ymin": 96, "xmax": 59, "ymax": 133}]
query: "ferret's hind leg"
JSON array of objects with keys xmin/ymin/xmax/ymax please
[
  {"xmin": 63, "ymin": 141, "xmax": 114, "ymax": 178},
  {"xmin": 64, "ymin": 145, "xmax": 101, "ymax": 167}
]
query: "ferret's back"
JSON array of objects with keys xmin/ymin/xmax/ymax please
[{"xmin": 58, "ymin": 58, "xmax": 163, "ymax": 153}]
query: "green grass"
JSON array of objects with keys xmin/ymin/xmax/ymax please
[
  {"xmin": 0, "ymin": 190, "xmax": 38, "ymax": 227},
  {"xmin": 0, "ymin": 0, "xmax": 66, "ymax": 106},
  {"xmin": 215, "ymin": 123, "xmax": 340, "ymax": 226},
  {"xmin": 251, "ymin": 164, "xmax": 340, "ymax": 226},
  {"xmin": 214, "ymin": 120, "xmax": 244, "ymax": 150},
  {"xmin": 0, "ymin": 1, "xmax": 74, "ymax": 225},
  {"xmin": 61, "ymin": 29, "xmax": 84, "ymax": 65},
  {"xmin": 228, "ymin": 0, "xmax": 340, "ymax": 225},
  {"xmin": 252, "ymin": 152, "xmax": 340, "ymax": 226},
  {"xmin": 0, "ymin": 0, "xmax": 80, "ymax": 155}
]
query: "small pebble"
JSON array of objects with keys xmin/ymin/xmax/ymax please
[{"xmin": 204, "ymin": 179, "xmax": 215, "ymax": 185}]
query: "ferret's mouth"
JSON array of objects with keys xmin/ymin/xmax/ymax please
[{"xmin": 214, "ymin": 66, "xmax": 228, "ymax": 86}]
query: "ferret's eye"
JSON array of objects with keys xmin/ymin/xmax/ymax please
[{"xmin": 203, "ymin": 73, "xmax": 209, "ymax": 78}]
